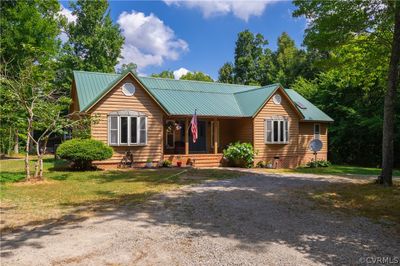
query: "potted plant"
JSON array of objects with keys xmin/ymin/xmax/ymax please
[
  {"xmin": 256, "ymin": 161, "xmax": 266, "ymax": 168},
  {"xmin": 145, "ymin": 158, "xmax": 153, "ymax": 168},
  {"xmin": 176, "ymin": 156, "xmax": 182, "ymax": 167},
  {"xmin": 165, "ymin": 120, "xmax": 182, "ymax": 133},
  {"xmin": 266, "ymin": 160, "xmax": 273, "ymax": 169}
]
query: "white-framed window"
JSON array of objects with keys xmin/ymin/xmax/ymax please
[
  {"xmin": 165, "ymin": 120, "xmax": 175, "ymax": 149},
  {"xmin": 265, "ymin": 117, "xmax": 289, "ymax": 144},
  {"xmin": 108, "ymin": 111, "xmax": 147, "ymax": 146},
  {"xmin": 314, "ymin": 123, "xmax": 320, "ymax": 140},
  {"xmin": 210, "ymin": 121, "xmax": 220, "ymax": 148}
]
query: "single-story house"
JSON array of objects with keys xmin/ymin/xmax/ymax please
[{"xmin": 70, "ymin": 70, "xmax": 333, "ymax": 168}]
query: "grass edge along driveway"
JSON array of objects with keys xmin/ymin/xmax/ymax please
[{"xmin": 0, "ymin": 158, "xmax": 241, "ymax": 232}]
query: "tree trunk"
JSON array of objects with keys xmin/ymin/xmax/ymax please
[
  {"xmin": 25, "ymin": 113, "xmax": 33, "ymax": 181},
  {"xmin": 13, "ymin": 129, "xmax": 19, "ymax": 154},
  {"xmin": 24, "ymin": 128, "xmax": 31, "ymax": 181},
  {"xmin": 36, "ymin": 137, "xmax": 48, "ymax": 179},
  {"xmin": 8, "ymin": 127, "xmax": 12, "ymax": 155},
  {"xmin": 379, "ymin": 4, "xmax": 400, "ymax": 186},
  {"xmin": 33, "ymin": 141, "xmax": 41, "ymax": 179}
]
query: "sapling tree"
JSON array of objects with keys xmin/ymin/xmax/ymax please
[{"xmin": 1, "ymin": 61, "xmax": 90, "ymax": 180}]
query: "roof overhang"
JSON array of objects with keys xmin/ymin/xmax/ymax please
[{"xmin": 82, "ymin": 70, "xmax": 170, "ymax": 115}]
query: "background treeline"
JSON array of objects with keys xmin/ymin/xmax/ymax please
[{"xmin": 215, "ymin": 29, "xmax": 399, "ymax": 167}]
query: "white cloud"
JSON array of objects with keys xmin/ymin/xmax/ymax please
[
  {"xmin": 164, "ymin": 0, "xmax": 275, "ymax": 21},
  {"xmin": 58, "ymin": 5, "xmax": 77, "ymax": 43},
  {"xmin": 117, "ymin": 11, "xmax": 189, "ymax": 71},
  {"xmin": 173, "ymin": 67, "xmax": 190, "ymax": 79},
  {"xmin": 59, "ymin": 5, "xmax": 77, "ymax": 24}
]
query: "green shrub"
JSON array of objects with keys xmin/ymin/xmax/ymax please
[
  {"xmin": 306, "ymin": 159, "xmax": 331, "ymax": 168},
  {"xmin": 161, "ymin": 160, "xmax": 172, "ymax": 167},
  {"xmin": 223, "ymin": 142, "xmax": 256, "ymax": 168},
  {"xmin": 57, "ymin": 139, "xmax": 113, "ymax": 170}
]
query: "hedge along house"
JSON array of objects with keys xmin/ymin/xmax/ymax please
[{"xmin": 71, "ymin": 70, "xmax": 333, "ymax": 168}]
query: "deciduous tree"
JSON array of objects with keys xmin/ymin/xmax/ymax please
[
  {"xmin": 218, "ymin": 62, "xmax": 234, "ymax": 83},
  {"xmin": 59, "ymin": 0, "xmax": 124, "ymax": 92},
  {"xmin": 294, "ymin": 0, "xmax": 400, "ymax": 185},
  {"xmin": 151, "ymin": 70, "xmax": 175, "ymax": 79},
  {"xmin": 0, "ymin": 0, "xmax": 61, "ymax": 155},
  {"xmin": 233, "ymin": 30, "xmax": 267, "ymax": 85},
  {"xmin": 180, "ymin": 71, "xmax": 213, "ymax": 82}
]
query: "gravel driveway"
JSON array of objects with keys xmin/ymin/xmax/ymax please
[{"xmin": 1, "ymin": 172, "xmax": 399, "ymax": 265}]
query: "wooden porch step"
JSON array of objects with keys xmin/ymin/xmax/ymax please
[{"xmin": 163, "ymin": 154, "xmax": 223, "ymax": 167}]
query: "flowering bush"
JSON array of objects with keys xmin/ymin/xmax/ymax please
[{"xmin": 223, "ymin": 142, "xmax": 256, "ymax": 168}]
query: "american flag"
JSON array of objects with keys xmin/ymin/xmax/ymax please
[{"xmin": 190, "ymin": 110, "xmax": 198, "ymax": 143}]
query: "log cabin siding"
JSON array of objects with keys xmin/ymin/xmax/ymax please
[
  {"xmin": 89, "ymin": 75, "xmax": 164, "ymax": 164},
  {"xmin": 232, "ymin": 118, "xmax": 253, "ymax": 144},
  {"xmin": 253, "ymin": 88, "xmax": 328, "ymax": 168}
]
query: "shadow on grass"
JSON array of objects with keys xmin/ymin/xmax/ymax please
[
  {"xmin": 0, "ymin": 172, "xmax": 25, "ymax": 183},
  {"xmin": 0, "ymin": 190, "xmax": 159, "ymax": 258}
]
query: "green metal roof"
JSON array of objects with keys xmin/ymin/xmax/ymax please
[
  {"xmin": 285, "ymin": 89, "xmax": 333, "ymax": 122},
  {"xmin": 73, "ymin": 71, "xmax": 120, "ymax": 111},
  {"xmin": 234, "ymin": 84, "xmax": 278, "ymax": 116},
  {"xmin": 72, "ymin": 70, "xmax": 333, "ymax": 121}
]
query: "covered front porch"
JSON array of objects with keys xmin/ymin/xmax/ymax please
[{"xmin": 163, "ymin": 116, "xmax": 252, "ymax": 167}]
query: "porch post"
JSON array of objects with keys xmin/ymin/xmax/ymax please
[
  {"xmin": 213, "ymin": 118, "xmax": 218, "ymax": 154},
  {"xmin": 185, "ymin": 118, "xmax": 189, "ymax": 155}
]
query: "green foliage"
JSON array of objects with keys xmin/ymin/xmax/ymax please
[
  {"xmin": 293, "ymin": 0, "xmax": 394, "ymax": 52},
  {"xmin": 305, "ymin": 160, "xmax": 332, "ymax": 168},
  {"xmin": 293, "ymin": 0, "xmax": 400, "ymax": 180},
  {"xmin": 218, "ymin": 30, "xmax": 315, "ymax": 87},
  {"xmin": 0, "ymin": 0, "xmax": 61, "ymax": 154},
  {"xmin": 292, "ymin": 35, "xmax": 399, "ymax": 167},
  {"xmin": 0, "ymin": 0, "xmax": 61, "ymax": 75},
  {"xmin": 223, "ymin": 142, "xmax": 256, "ymax": 168},
  {"xmin": 272, "ymin": 32, "xmax": 314, "ymax": 87},
  {"xmin": 218, "ymin": 62, "xmax": 234, "ymax": 83},
  {"xmin": 161, "ymin": 160, "xmax": 172, "ymax": 167},
  {"xmin": 58, "ymin": 0, "xmax": 124, "ymax": 92},
  {"xmin": 57, "ymin": 139, "xmax": 113, "ymax": 170},
  {"xmin": 151, "ymin": 70, "xmax": 175, "ymax": 79},
  {"xmin": 118, "ymin": 63, "xmax": 137, "ymax": 74},
  {"xmin": 233, "ymin": 30, "xmax": 267, "ymax": 85},
  {"xmin": 180, "ymin": 71, "xmax": 213, "ymax": 82}
]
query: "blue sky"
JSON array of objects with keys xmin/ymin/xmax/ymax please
[{"xmin": 60, "ymin": 1, "xmax": 307, "ymax": 79}]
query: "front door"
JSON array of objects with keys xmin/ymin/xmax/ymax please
[{"xmin": 189, "ymin": 120, "xmax": 206, "ymax": 153}]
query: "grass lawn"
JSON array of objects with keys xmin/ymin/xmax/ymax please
[
  {"xmin": 257, "ymin": 164, "xmax": 400, "ymax": 177},
  {"xmin": 301, "ymin": 180, "xmax": 400, "ymax": 228},
  {"xmin": 0, "ymin": 158, "xmax": 240, "ymax": 232}
]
